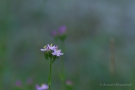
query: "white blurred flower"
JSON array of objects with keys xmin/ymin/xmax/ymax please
[{"xmin": 36, "ymin": 84, "xmax": 48, "ymax": 90}]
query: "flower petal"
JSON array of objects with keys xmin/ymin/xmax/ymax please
[{"xmin": 40, "ymin": 49, "xmax": 46, "ymax": 52}]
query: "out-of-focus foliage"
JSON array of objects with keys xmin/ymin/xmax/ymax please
[{"xmin": 0, "ymin": 0, "xmax": 135, "ymax": 90}]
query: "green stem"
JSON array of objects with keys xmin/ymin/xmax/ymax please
[
  {"xmin": 60, "ymin": 41, "xmax": 65, "ymax": 90},
  {"xmin": 61, "ymin": 41, "xmax": 65, "ymax": 73},
  {"xmin": 48, "ymin": 62, "xmax": 52, "ymax": 90},
  {"xmin": 61, "ymin": 41, "xmax": 65, "ymax": 52}
]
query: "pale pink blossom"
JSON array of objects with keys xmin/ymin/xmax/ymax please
[
  {"xmin": 36, "ymin": 84, "xmax": 48, "ymax": 90},
  {"xmin": 52, "ymin": 49, "xmax": 64, "ymax": 56},
  {"xmin": 58, "ymin": 26, "xmax": 66, "ymax": 34}
]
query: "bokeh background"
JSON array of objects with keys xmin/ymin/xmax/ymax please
[{"xmin": 1, "ymin": 0, "xmax": 135, "ymax": 90}]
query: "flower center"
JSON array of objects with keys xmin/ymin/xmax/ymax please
[
  {"xmin": 50, "ymin": 44, "xmax": 53, "ymax": 46},
  {"xmin": 43, "ymin": 45, "xmax": 46, "ymax": 48}
]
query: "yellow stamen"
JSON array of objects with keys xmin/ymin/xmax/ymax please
[
  {"xmin": 50, "ymin": 44, "xmax": 53, "ymax": 46},
  {"xmin": 43, "ymin": 45, "xmax": 46, "ymax": 48}
]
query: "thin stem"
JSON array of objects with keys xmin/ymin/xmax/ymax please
[
  {"xmin": 60, "ymin": 41, "xmax": 65, "ymax": 90},
  {"xmin": 48, "ymin": 62, "xmax": 52, "ymax": 90},
  {"xmin": 61, "ymin": 41, "xmax": 65, "ymax": 75}
]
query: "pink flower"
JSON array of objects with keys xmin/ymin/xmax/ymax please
[
  {"xmin": 40, "ymin": 45, "xmax": 48, "ymax": 52},
  {"xmin": 58, "ymin": 26, "xmax": 66, "ymax": 34},
  {"xmin": 15, "ymin": 80, "xmax": 22, "ymax": 87},
  {"xmin": 40, "ymin": 44, "xmax": 64, "ymax": 60},
  {"xmin": 40, "ymin": 44, "xmax": 57, "ymax": 52},
  {"xmin": 36, "ymin": 84, "xmax": 48, "ymax": 90},
  {"xmin": 52, "ymin": 49, "xmax": 64, "ymax": 57},
  {"xmin": 47, "ymin": 44, "xmax": 57, "ymax": 51}
]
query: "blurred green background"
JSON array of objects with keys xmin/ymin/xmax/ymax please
[{"xmin": 1, "ymin": 0, "xmax": 135, "ymax": 90}]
